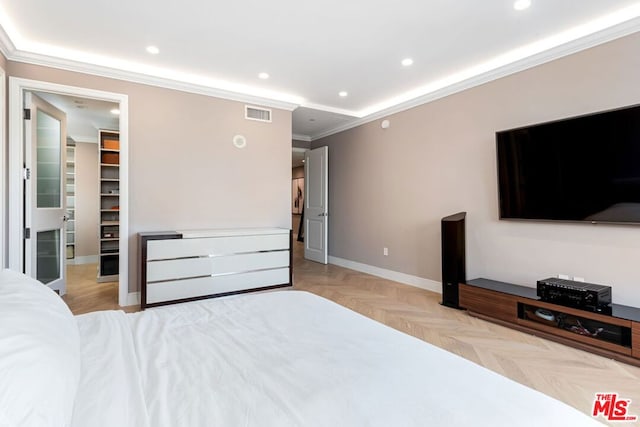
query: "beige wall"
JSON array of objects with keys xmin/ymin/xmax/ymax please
[
  {"xmin": 7, "ymin": 61, "xmax": 292, "ymax": 292},
  {"xmin": 75, "ymin": 142, "xmax": 99, "ymax": 258},
  {"xmin": 312, "ymin": 32, "xmax": 640, "ymax": 307}
]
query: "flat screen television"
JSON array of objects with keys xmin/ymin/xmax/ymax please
[{"xmin": 496, "ymin": 104, "xmax": 640, "ymax": 224}]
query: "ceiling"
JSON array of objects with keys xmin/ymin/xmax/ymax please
[
  {"xmin": 35, "ymin": 92, "xmax": 119, "ymax": 143},
  {"xmin": 291, "ymin": 148, "xmax": 307, "ymax": 168},
  {"xmin": 1, "ymin": 1, "xmax": 639, "ymax": 140}
]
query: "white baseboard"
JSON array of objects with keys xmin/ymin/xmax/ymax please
[
  {"xmin": 67, "ymin": 255, "xmax": 99, "ymax": 265},
  {"xmin": 125, "ymin": 292, "xmax": 140, "ymax": 306},
  {"xmin": 328, "ymin": 256, "xmax": 442, "ymax": 294}
]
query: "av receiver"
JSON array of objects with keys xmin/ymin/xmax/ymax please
[{"xmin": 536, "ymin": 277, "xmax": 611, "ymax": 313}]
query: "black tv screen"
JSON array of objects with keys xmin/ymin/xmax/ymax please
[{"xmin": 496, "ymin": 104, "xmax": 640, "ymax": 224}]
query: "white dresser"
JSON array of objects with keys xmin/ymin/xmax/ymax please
[{"xmin": 139, "ymin": 228, "xmax": 292, "ymax": 308}]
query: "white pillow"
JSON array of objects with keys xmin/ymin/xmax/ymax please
[{"xmin": 0, "ymin": 269, "xmax": 81, "ymax": 427}]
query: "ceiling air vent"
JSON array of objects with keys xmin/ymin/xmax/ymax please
[{"xmin": 245, "ymin": 105, "xmax": 272, "ymax": 123}]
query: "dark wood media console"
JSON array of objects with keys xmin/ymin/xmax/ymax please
[{"xmin": 459, "ymin": 278, "xmax": 640, "ymax": 366}]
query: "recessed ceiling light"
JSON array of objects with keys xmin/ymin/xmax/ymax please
[
  {"xmin": 110, "ymin": 108, "xmax": 120, "ymax": 115},
  {"xmin": 146, "ymin": 45, "xmax": 160, "ymax": 55},
  {"xmin": 401, "ymin": 58, "xmax": 414, "ymax": 67},
  {"xmin": 258, "ymin": 72, "xmax": 269, "ymax": 80},
  {"xmin": 513, "ymin": 0, "xmax": 531, "ymax": 11},
  {"xmin": 338, "ymin": 91, "xmax": 348, "ymax": 97}
]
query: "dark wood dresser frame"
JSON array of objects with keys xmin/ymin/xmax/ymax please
[
  {"xmin": 139, "ymin": 231, "xmax": 183, "ymax": 309},
  {"xmin": 138, "ymin": 230, "xmax": 293, "ymax": 310}
]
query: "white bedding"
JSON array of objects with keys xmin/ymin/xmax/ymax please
[
  {"xmin": 72, "ymin": 291, "xmax": 604, "ymax": 427},
  {"xmin": 72, "ymin": 311, "xmax": 149, "ymax": 427}
]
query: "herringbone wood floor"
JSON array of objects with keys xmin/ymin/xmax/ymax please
[
  {"xmin": 64, "ymin": 242, "xmax": 640, "ymax": 425},
  {"xmin": 63, "ymin": 263, "xmax": 137, "ymax": 314}
]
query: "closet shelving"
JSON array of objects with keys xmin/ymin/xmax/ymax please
[
  {"xmin": 98, "ymin": 130, "xmax": 120, "ymax": 282},
  {"xmin": 65, "ymin": 139, "xmax": 76, "ymax": 260}
]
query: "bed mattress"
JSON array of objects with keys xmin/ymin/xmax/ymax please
[{"xmin": 72, "ymin": 290, "xmax": 604, "ymax": 426}]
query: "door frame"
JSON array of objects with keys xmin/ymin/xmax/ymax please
[{"xmin": 8, "ymin": 77, "xmax": 131, "ymax": 306}]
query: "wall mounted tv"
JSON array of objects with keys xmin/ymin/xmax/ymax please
[{"xmin": 496, "ymin": 104, "xmax": 640, "ymax": 224}]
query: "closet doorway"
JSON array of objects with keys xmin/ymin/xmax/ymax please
[
  {"xmin": 8, "ymin": 78, "xmax": 130, "ymax": 307},
  {"xmin": 37, "ymin": 92, "xmax": 120, "ymax": 308}
]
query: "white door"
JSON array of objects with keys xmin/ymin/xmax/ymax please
[
  {"xmin": 304, "ymin": 146, "xmax": 328, "ymax": 264},
  {"xmin": 24, "ymin": 92, "xmax": 68, "ymax": 295}
]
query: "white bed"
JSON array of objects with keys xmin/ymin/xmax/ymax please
[{"xmin": 0, "ymin": 269, "xmax": 605, "ymax": 426}]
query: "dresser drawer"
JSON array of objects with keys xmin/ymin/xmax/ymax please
[
  {"xmin": 147, "ymin": 250, "xmax": 290, "ymax": 282},
  {"xmin": 146, "ymin": 268, "xmax": 290, "ymax": 304},
  {"xmin": 147, "ymin": 233, "xmax": 289, "ymax": 261}
]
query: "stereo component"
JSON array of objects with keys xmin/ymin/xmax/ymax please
[{"xmin": 537, "ymin": 277, "xmax": 612, "ymax": 314}]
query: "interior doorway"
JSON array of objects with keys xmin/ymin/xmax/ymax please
[
  {"xmin": 8, "ymin": 77, "xmax": 130, "ymax": 307},
  {"xmin": 292, "ymin": 147, "xmax": 307, "ymax": 242},
  {"xmin": 34, "ymin": 91, "xmax": 120, "ymax": 307},
  {"xmin": 303, "ymin": 146, "xmax": 328, "ymax": 264}
]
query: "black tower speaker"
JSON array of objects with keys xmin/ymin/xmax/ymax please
[{"xmin": 441, "ymin": 212, "xmax": 466, "ymax": 309}]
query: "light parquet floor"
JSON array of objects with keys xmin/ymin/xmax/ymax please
[
  {"xmin": 64, "ymin": 243, "xmax": 640, "ymax": 425},
  {"xmin": 63, "ymin": 263, "xmax": 138, "ymax": 314}
]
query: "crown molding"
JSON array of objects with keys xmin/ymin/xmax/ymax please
[
  {"xmin": 298, "ymin": 102, "xmax": 359, "ymax": 118},
  {"xmin": 70, "ymin": 134, "xmax": 99, "ymax": 144},
  {"xmin": 0, "ymin": 21, "xmax": 15, "ymax": 58},
  {"xmin": 4, "ymin": 47, "xmax": 300, "ymax": 111},
  {"xmin": 292, "ymin": 133, "xmax": 312, "ymax": 142},
  {"xmin": 309, "ymin": 17, "xmax": 640, "ymax": 141},
  {"xmin": 1, "ymin": 13, "xmax": 639, "ymax": 138}
]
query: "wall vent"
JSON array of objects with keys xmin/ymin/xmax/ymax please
[{"xmin": 245, "ymin": 105, "xmax": 272, "ymax": 123}]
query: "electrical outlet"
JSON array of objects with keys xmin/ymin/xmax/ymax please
[
  {"xmin": 383, "ymin": 247, "xmax": 388, "ymax": 256},
  {"xmin": 573, "ymin": 276, "xmax": 585, "ymax": 282},
  {"xmin": 558, "ymin": 274, "xmax": 570, "ymax": 280}
]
